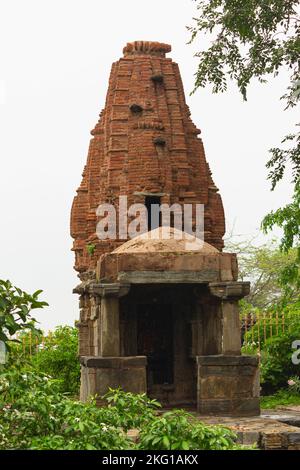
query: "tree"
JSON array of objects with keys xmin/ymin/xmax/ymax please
[
  {"xmin": 225, "ymin": 238, "xmax": 300, "ymax": 309},
  {"xmin": 0, "ymin": 279, "xmax": 48, "ymax": 350},
  {"xmin": 262, "ymin": 181, "xmax": 300, "ymax": 286},
  {"xmin": 188, "ymin": 0, "xmax": 300, "ymax": 282}
]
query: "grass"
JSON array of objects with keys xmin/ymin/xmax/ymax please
[{"xmin": 260, "ymin": 390, "xmax": 300, "ymax": 409}]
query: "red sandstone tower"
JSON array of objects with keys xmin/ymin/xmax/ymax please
[
  {"xmin": 71, "ymin": 41, "xmax": 225, "ymax": 276},
  {"xmin": 71, "ymin": 42, "xmax": 259, "ymax": 415}
]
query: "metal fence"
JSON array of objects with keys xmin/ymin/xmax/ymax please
[
  {"xmin": 241, "ymin": 311, "xmax": 300, "ymax": 351},
  {"xmin": 16, "ymin": 331, "xmax": 50, "ymax": 356}
]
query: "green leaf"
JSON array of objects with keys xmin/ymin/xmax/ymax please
[
  {"xmin": 182, "ymin": 440, "xmax": 190, "ymax": 450},
  {"xmin": 79, "ymin": 422, "xmax": 85, "ymax": 432},
  {"xmin": 86, "ymin": 443, "xmax": 96, "ymax": 450},
  {"xmin": 162, "ymin": 435, "xmax": 170, "ymax": 449}
]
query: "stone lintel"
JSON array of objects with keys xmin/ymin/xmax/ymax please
[
  {"xmin": 80, "ymin": 356, "xmax": 147, "ymax": 369},
  {"xmin": 118, "ymin": 270, "xmax": 218, "ymax": 284},
  {"xmin": 209, "ymin": 281, "xmax": 250, "ymax": 300}
]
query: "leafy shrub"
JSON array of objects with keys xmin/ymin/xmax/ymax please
[
  {"xmin": 260, "ymin": 329, "xmax": 300, "ymax": 387},
  {"xmin": 138, "ymin": 409, "xmax": 236, "ymax": 450},
  {"xmin": 103, "ymin": 388, "xmax": 161, "ymax": 431},
  {"xmin": 29, "ymin": 401, "xmax": 131, "ymax": 450},
  {"xmin": 6, "ymin": 326, "xmax": 80, "ymax": 395},
  {"xmin": 0, "ymin": 370, "xmax": 241, "ymax": 451},
  {"xmin": 0, "ymin": 369, "xmax": 131, "ymax": 450}
]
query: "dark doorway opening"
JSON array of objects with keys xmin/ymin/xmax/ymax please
[
  {"xmin": 137, "ymin": 304, "xmax": 174, "ymax": 387},
  {"xmin": 145, "ymin": 196, "xmax": 161, "ymax": 231}
]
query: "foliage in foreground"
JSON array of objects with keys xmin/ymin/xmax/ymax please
[
  {"xmin": 104, "ymin": 388, "xmax": 161, "ymax": 431},
  {"xmin": 0, "ymin": 370, "xmax": 239, "ymax": 450},
  {"xmin": 138, "ymin": 409, "xmax": 236, "ymax": 450},
  {"xmin": 0, "ymin": 279, "xmax": 48, "ymax": 349},
  {"xmin": 0, "ymin": 371, "xmax": 129, "ymax": 450}
]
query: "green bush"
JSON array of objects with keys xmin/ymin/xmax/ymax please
[
  {"xmin": 260, "ymin": 329, "xmax": 300, "ymax": 387},
  {"xmin": 138, "ymin": 409, "xmax": 237, "ymax": 450},
  {"xmin": 103, "ymin": 388, "xmax": 161, "ymax": 431},
  {"xmin": 0, "ymin": 369, "xmax": 241, "ymax": 450},
  {"xmin": 0, "ymin": 369, "xmax": 132, "ymax": 450},
  {"xmin": 6, "ymin": 326, "xmax": 80, "ymax": 395}
]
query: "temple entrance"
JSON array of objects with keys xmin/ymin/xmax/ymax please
[
  {"xmin": 137, "ymin": 304, "xmax": 174, "ymax": 392},
  {"xmin": 119, "ymin": 285, "xmax": 199, "ymax": 406}
]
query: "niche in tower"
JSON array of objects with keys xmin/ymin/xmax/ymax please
[{"xmin": 145, "ymin": 196, "xmax": 161, "ymax": 231}]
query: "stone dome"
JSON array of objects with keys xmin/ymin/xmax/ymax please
[{"xmin": 112, "ymin": 227, "xmax": 219, "ymax": 254}]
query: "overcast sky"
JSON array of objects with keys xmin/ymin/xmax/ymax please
[{"xmin": 0, "ymin": 0, "xmax": 297, "ymax": 331}]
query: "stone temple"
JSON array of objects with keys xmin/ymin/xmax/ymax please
[{"xmin": 71, "ymin": 41, "xmax": 260, "ymax": 416}]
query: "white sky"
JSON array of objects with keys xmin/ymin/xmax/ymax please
[{"xmin": 0, "ymin": 0, "xmax": 298, "ymax": 331}]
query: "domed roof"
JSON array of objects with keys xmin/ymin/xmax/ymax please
[{"xmin": 113, "ymin": 227, "xmax": 219, "ymax": 254}]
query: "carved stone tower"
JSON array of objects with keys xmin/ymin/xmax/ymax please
[{"xmin": 71, "ymin": 41, "xmax": 259, "ymax": 416}]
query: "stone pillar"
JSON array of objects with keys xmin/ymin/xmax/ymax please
[
  {"xmin": 100, "ymin": 296, "xmax": 120, "ymax": 356},
  {"xmin": 89, "ymin": 283, "xmax": 130, "ymax": 357},
  {"xmin": 77, "ymin": 293, "xmax": 91, "ymax": 356},
  {"xmin": 220, "ymin": 301, "xmax": 241, "ymax": 355},
  {"xmin": 209, "ymin": 282, "xmax": 250, "ymax": 355},
  {"xmin": 90, "ymin": 295, "xmax": 101, "ymax": 356}
]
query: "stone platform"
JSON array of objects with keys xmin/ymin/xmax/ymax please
[{"xmin": 197, "ymin": 407, "xmax": 300, "ymax": 450}]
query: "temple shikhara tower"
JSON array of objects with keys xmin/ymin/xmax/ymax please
[{"xmin": 71, "ymin": 41, "xmax": 260, "ymax": 416}]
